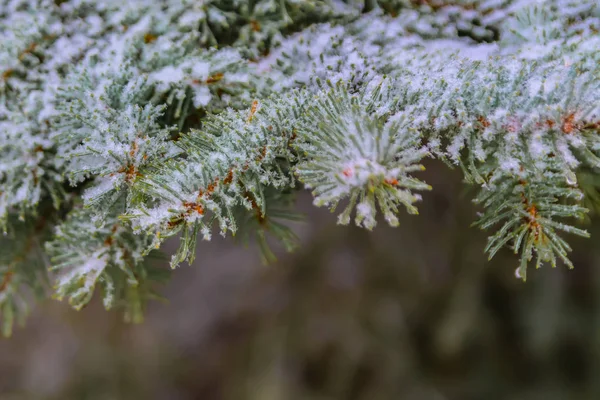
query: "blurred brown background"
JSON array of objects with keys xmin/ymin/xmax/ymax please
[{"xmin": 1, "ymin": 162, "xmax": 599, "ymax": 400}]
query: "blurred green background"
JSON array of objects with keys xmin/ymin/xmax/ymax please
[{"xmin": 1, "ymin": 161, "xmax": 599, "ymax": 400}]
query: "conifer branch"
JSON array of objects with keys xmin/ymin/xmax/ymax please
[
  {"xmin": 1, "ymin": 0, "xmax": 599, "ymax": 334},
  {"xmin": 45, "ymin": 201, "xmax": 167, "ymax": 319}
]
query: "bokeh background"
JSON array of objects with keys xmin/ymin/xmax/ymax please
[{"xmin": 2, "ymin": 161, "xmax": 600, "ymax": 400}]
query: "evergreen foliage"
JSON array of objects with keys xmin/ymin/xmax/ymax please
[{"xmin": 0, "ymin": 0, "xmax": 599, "ymax": 336}]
